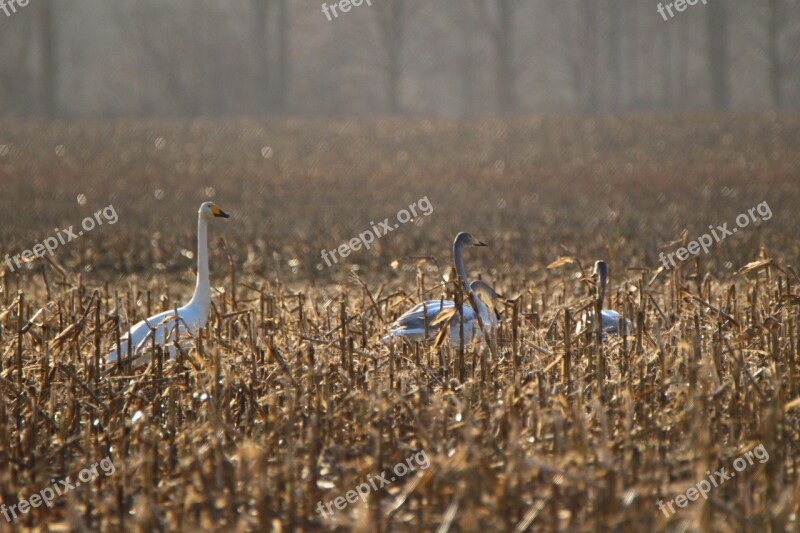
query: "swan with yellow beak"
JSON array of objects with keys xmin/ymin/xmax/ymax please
[{"xmin": 106, "ymin": 201, "xmax": 229, "ymax": 364}]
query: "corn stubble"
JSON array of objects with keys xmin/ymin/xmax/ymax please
[{"xmin": 0, "ymin": 116, "xmax": 799, "ymax": 531}]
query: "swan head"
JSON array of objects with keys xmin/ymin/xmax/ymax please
[
  {"xmin": 199, "ymin": 201, "xmax": 230, "ymax": 221},
  {"xmin": 454, "ymin": 232, "xmax": 487, "ymax": 248}
]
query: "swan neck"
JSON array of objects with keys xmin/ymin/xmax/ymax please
[
  {"xmin": 453, "ymin": 239, "xmax": 473, "ymax": 296},
  {"xmin": 598, "ymin": 269, "xmax": 607, "ymax": 310},
  {"xmin": 190, "ymin": 215, "xmax": 211, "ymax": 312}
]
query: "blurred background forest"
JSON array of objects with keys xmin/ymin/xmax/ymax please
[{"xmin": 2, "ymin": 0, "xmax": 800, "ymax": 119}]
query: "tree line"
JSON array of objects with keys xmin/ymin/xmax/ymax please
[{"xmin": 0, "ymin": 0, "xmax": 798, "ymax": 118}]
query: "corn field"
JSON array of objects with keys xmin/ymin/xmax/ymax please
[{"xmin": 0, "ymin": 116, "xmax": 798, "ymax": 531}]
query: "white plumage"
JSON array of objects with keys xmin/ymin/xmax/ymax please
[
  {"xmin": 106, "ymin": 202, "xmax": 229, "ymax": 364},
  {"xmin": 577, "ymin": 309, "xmax": 630, "ymax": 337},
  {"xmin": 575, "ymin": 260, "xmax": 631, "ymax": 339},
  {"xmin": 382, "ymin": 232, "xmax": 501, "ymax": 347},
  {"xmin": 382, "ymin": 280, "xmax": 501, "ymax": 346}
]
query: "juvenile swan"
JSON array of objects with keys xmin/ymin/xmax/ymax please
[
  {"xmin": 382, "ymin": 232, "xmax": 501, "ymax": 346},
  {"xmin": 575, "ymin": 260, "xmax": 631, "ymax": 339}
]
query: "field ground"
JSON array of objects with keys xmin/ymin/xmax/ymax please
[{"xmin": 0, "ymin": 115, "xmax": 799, "ymax": 531}]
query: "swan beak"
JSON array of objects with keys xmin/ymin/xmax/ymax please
[
  {"xmin": 211, "ymin": 205, "xmax": 230, "ymax": 218},
  {"xmin": 473, "ymin": 240, "xmax": 488, "ymax": 247}
]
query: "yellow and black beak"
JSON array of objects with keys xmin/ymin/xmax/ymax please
[
  {"xmin": 474, "ymin": 239, "xmax": 488, "ymax": 247},
  {"xmin": 211, "ymin": 205, "xmax": 230, "ymax": 219}
]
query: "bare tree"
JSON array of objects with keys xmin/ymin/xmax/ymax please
[
  {"xmin": 676, "ymin": 5, "xmax": 691, "ymax": 106},
  {"xmin": 119, "ymin": 1, "xmax": 202, "ymax": 114},
  {"xmin": 252, "ymin": 0, "xmax": 291, "ymax": 113},
  {"xmin": 626, "ymin": 1, "xmax": 640, "ymax": 109},
  {"xmin": 468, "ymin": 0, "xmax": 518, "ymax": 113},
  {"xmin": 253, "ymin": 0, "xmax": 272, "ymax": 114},
  {"xmin": 768, "ymin": 0, "xmax": 784, "ymax": 108},
  {"xmin": 445, "ymin": 0, "xmax": 479, "ymax": 115},
  {"xmin": 579, "ymin": 0, "xmax": 598, "ymax": 112},
  {"xmin": 40, "ymin": 0, "xmax": 58, "ymax": 117},
  {"xmin": 373, "ymin": 0, "xmax": 408, "ymax": 113},
  {"xmin": 761, "ymin": 0, "xmax": 800, "ymax": 109},
  {"xmin": 493, "ymin": 0, "xmax": 516, "ymax": 113},
  {"xmin": 660, "ymin": 9, "xmax": 673, "ymax": 108},
  {"xmin": 606, "ymin": 0, "xmax": 622, "ymax": 112},
  {"xmin": 706, "ymin": 0, "xmax": 730, "ymax": 110},
  {"xmin": 0, "ymin": 10, "xmax": 35, "ymax": 117},
  {"xmin": 275, "ymin": 0, "xmax": 290, "ymax": 113}
]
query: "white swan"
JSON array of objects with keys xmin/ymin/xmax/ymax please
[
  {"xmin": 575, "ymin": 260, "xmax": 631, "ymax": 338},
  {"xmin": 382, "ymin": 232, "xmax": 501, "ymax": 346},
  {"xmin": 106, "ymin": 202, "xmax": 229, "ymax": 364}
]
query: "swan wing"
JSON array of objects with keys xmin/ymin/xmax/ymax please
[
  {"xmin": 389, "ymin": 299, "xmax": 455, "ymax": 333},
  {"xmin": 107, "ymin": 308, "xmax": 195, "ymax": 362}
]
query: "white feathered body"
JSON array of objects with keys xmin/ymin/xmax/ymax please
[
  {"xmin": 382, "ymin": 298, "xmax": 496, "ymax": 346},
  {"xmin": 382, "ymin": 233, "xmax": 498, "ymax": 348},
  {"xmin": 106, "ymin": 305, "xmax": 207, "ymax": 363},
  {"xmin": 575, "ymin": 309, "xmax": 631, "ymax": 338}
]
